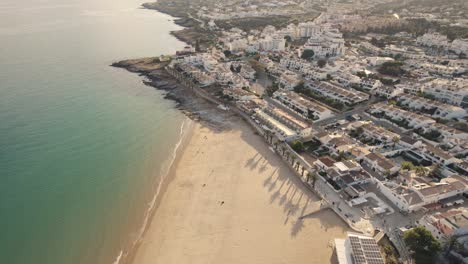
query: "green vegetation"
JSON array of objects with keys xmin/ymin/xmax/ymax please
[
  {"xmin": 382, "ymin": 243, "xmax": 399, "ymax": 264},
  {"xmin": 349, "ymin": 127, "xmax": 364, "ymax": 138},
  {"xmin": 223, "ymin": 50, "xmax": 232, "ymax": 57},
  {"xmin": 290, "ymin": 140, "xmax": 305, "ymax": 153},
  {"xmin": 294, "ymin": 85, "xmax": 344, "ymax": 110},
  {"xmin": 403, "ymin": 226, "xmax": 441, "ymax": 264},
  {"xmin": 359, "ymin": 17, "xmax": 468, "ymax": 41},
  {"xmin": 216, "ymin": 16, "xmax": 291, "ymax": 32},
  {"xmin": 304, "ymin": 140, "xmax": 322, "ymax": 152},
  {"xmin": 370, "ymin": 37, "xmax": 386, "ymax": 48},
  {"xmin": 317, "ymin": 59, "xmax": 327, "ymax": 68},
  {"xmin": 414, "ymin": 128, "xmax": 442, "ymax": 142},
  {"xmin": 301, "ymin": 49, "xmax": 315, "ymax": 61},
  {"xmin": 265, "ymin": 82, "xmax": 279, "ymax": 97},
  {"xmin": 378, "ymin": 61, "xmax": 405, "ymax": 77},
  {"xmin": 401, "ymin": 161, "xmax": 415, "ymax": 171},
  {"xmin": 454, "ymin": 122, "xmax": 468, "ymax": 133}
]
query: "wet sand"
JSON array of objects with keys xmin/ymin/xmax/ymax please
[{"xmin": 132, "ymin": 117, "xmax": 349, "ymax": 264}]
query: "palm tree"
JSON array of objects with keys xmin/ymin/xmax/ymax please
[
  {"xmin": 392, "ymin": 136, "xmax": 400, "ymax": 150},
  {"xmin": 281, "ymin": 146, "xmax": 286, "ymax": 156},
  {"xmin": 285, "ymin": 151, "xmax": 290, "ymax": 162},
  {"xmin": 301, "ymin": 166, "xmax": 305, "ymax": 177},
  {"xmin": 264, "ymin": 130, "xmax": 270, "ymax": 143},
  {"xmin": 310, "ymin": 173, "xmax": 318, "ymax": 188},
  {"xmin": 274, "ymin": 142, "xmax": 279, "ymax": 151},
  {"xmin": 291, "ymin": 156, "xmax": 296, "ymax": 167},
  {"xmin": 295, "ymin": 161, "xmax": 300, "ymax": 171}
]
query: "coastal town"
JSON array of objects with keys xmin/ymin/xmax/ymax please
[{"xmin": 115, "ymin": 0, "xmax": 468, "ymax": 263}]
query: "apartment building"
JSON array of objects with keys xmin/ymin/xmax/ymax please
[
  {"xmin": 253, "ymin": 105, "xmax": 312, "ymax": 141},
  {"xmin": 422, "ymin": 78, "xmax": 468, "ymax": 108},
  {"xmin": 370, "ymin": 103, "xmax": 436, "ymax": 129},
  {"xmin": 306, "ymin": 81, "xmax": 369, "ymax": 105},
  {"xmin": 376, "ymin": 173, "xmax": 467, "ymax": 213},
  {"xmin": 398, "ymin": 93, "xmax": 467, "ymax": 119},
  {"xmin": 273, "ymin": 90, "xmax": 334, "ymax": 121},
  {"xmin": 303, "ymin": 28, "xmax": 346, "ymax": 58}
]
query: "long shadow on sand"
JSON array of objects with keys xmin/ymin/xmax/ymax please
[
  {"xmin": 193, "ymin": 109, "xmax": 349, "ymax": 238},
  {"xmin": 235, "ymin": 120, "xmax": 350, "ymax": 238}
]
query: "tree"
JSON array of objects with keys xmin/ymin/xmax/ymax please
[
  {"xmin": 195, "ymin": 39, "xmax": 201, "ymax": 52},
  {"xmin": 223, "ymin": 50, "xmax": 232, "ymax": 57},
  {"xmin": 429, "ymin": 164, "xmax": 442, "ymax": 178},
  {"xmin": 378, "ymin": 61, "xmax": 405, "ymax": 77},
  {"xmin": 291, "ymin": 156, "xmax": 296, "ymax": 166},
  {"xmin": 317, "ymin": 59, "xmax": 327, "ymax": 68},
  {"xmin": 308, "ymin": 172, "xmax": 317, "ymax": 188},
  {"xmin": 392, "ymin": 136, "xmax": 400, "ymax": 149},
  {"xmin": 444, "ymin": 235, "xmax": 461, "ymax": 257},
  {"xmin": 403, "ymin": 226, "xmax": 441, "ymax": 264},
  {"xmin": 384, "ymin": 169, "xmax": 391, "ymax": 178},
  {"xmin": 290, "ymin": 140, "xmax": 305, "ymax": 153},
  {"xmin": 401, "ymin": 161, "xmax": 415, "ymax": 171},
  {"xmin": 294, "ymin": 81, "xmax": 305, "ymax": 92},
  {"xmin": 415, "ymin": 166, "xmax": 428, "ymax": 177},
  {"xmin": 301, "ymin": 49, "xmax": 315, "ymax": 60}
]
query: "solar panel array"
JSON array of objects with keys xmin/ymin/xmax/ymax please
[{"xmin": 349, "ymin": 235, "xmax": 385, "ymax": 264}]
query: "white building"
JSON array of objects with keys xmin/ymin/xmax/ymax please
[
  {"xmin": 306, "ymin": 81, "xmax": 369, "ymax": 105},
  {"xmin": 273, "ymin": 90, "xmax": 334, "ymax": 121},
  {"xmin": 360, "ymin": 78, "xmax": 382, "ymax": 91},
  {"xmin": 303, "ymin": 28, "xmax": 346, "ymax": 58},
  {"xmin": 334, "ymin": 233, "xmax": 384, "ymax": 264},
  {"xmin": 367, "ymin": 56, "xmax": 394, "ymax": 66},
  {"xmin": 370, "ymin": 103, "xmax": 436, "ymax": 129},
  {"xmin": 363, "ymin": 152, "xmax": 400, "ymax": 175},
  {"xmin": 398, "ymin": 93, "xmax": 467, "ymax": 119},
  {"xmin": 422, "ymin": 78, "xmax": 468, "ymax": 108},
  {"xmin": 254, "ymin": 105, "xmax": 313, "ymax": 142},
  {"xmin": 258, "ymin": 35, "xmax": 286, "ymax": 52},
  {"xmin": 298, "ymin": 21, "xmax": 322, "ymax": 38},
  {"xmin": 223, "ymin": 87, "xmax": 256, "ymax": 101},
  {"xmin": 416, "ymin": 32, "xmax": 450, "ymax": 50},
  {"xmin": 376, "ymin": 173, "xmax": 467, "ymax": 213},
  {"xmin": 278, "ymin": 71, "xmax": 301, "ymax": 90},
  {"xmin": 450, "ymin": 38, "xmax": 468, "ymax": 55}
]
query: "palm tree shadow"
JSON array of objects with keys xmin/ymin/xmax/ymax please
[{"xmin": 291, "ymin": 218, "xmax": 305, "ymax": 237}]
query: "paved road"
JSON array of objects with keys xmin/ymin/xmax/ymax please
[{"xmin": 312, "ymin": 96, "xmax": 384, "ymax": 129}]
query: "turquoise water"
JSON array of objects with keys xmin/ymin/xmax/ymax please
[{"xmin": 0, "ymin": 1, "xmax": 187, "ymax": 263}]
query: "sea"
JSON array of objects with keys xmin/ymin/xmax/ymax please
[{"xmin": 0, "ymin": 0, "xmax": 188, "ymax": 263}]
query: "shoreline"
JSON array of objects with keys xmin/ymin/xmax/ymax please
[
  {"xmin": 112, "ymin": 4, "xmax": 350, "ymax": 264},
  {"xmin": 116, "ymin": 118, "xmax": 195, "ymax": 264},
  {"xmin": 130, "ymin": 117, "xmax": 350, "ymax": 264}
]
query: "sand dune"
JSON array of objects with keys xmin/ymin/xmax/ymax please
[{"xmin": 132, "ymin": 118, "xmax": 349, "ymax": 264}]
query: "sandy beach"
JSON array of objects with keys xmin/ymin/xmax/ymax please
[{"xmin": 132, "ymin": 116, "xmax": 350, "ymax": 264}]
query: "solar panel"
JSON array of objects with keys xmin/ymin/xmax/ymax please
[{"xmin": 348, "ymin": 234, "xmax": 385, "ymax": 264}]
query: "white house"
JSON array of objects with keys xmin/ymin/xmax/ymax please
[{"xmin": 362, "ymin": 152, "xmax": 400, "ymax": 175}]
